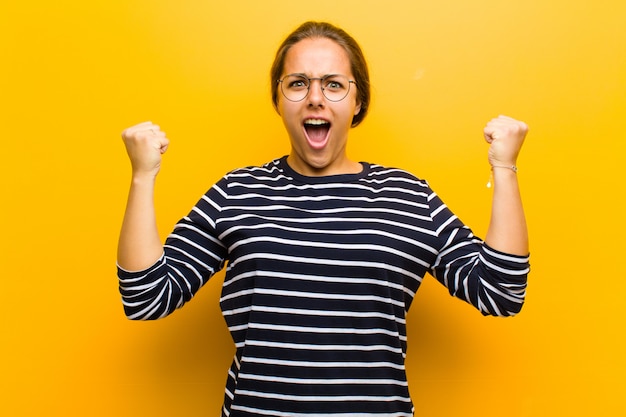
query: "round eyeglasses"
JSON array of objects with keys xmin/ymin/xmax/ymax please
[{"xmin": 278, "ymin": 74, "xmax": 356, "ymax": 102}]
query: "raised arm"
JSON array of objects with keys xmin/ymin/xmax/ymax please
[
  {"xmin": 483, "ymin": 115, "xmax": 529, "ymax": 256},
  {"xmin": 117, "ymin": 121, "xmax": 170, "ymax": 271}
]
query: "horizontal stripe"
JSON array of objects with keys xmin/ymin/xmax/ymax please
[
  {"xmin": 231, "ymin": 405, "xmax": 413, "ymax": 417},
  {"xmin": 224, "ymin": 287, "xmax": 404, "ymax": 308},
  {"xmin": 227, "ymin": 236, "xmax": 431, "ymax": 269},
  {"xmin": 227, "ymin": 253, "xmax": 424, "ymax": 283},
  {"xmin": 234, "ymin": 389, "xmax": 411, "ymax": 402},
  {"xmin": 242, "ymin": 340, "xmax": 404, "ymax": 354},
  {"xmin": 238, "ymin": 372, "xmax": 408, "ymax": 386},
  {"xmin": 242, "ymin": 356, "xmax": 405, "ymax": 370},
  {"xmin": 246, "ymin": 322, "xmax": 403, "ymax": 338},
  {"xmin": 221, "ymin": 305, "xmax": 406, "ymax": 325},
  {"xmin": 221, "ymin": 270, "xmax": 408, "ymax": 295},
  {"xmin": 218, "ymin": 214, "xmax": 439, "ymax": 240}
]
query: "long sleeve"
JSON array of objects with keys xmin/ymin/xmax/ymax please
[
  {"xmin": 428, "ymin": 191, "xmax": 530, "ymax": 316},
  {"xmin": 117, "ymin": 180, "xmax": 230, "ymax": 320}
]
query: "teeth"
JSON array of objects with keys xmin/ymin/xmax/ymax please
[{"xmin": 304, "ymin": 119, "xmax": 329, "ymax": 125}]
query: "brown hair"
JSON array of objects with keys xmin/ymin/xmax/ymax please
[{"xmin": 270, "ymin": 21, "xmax": 370, "ymax": 127}]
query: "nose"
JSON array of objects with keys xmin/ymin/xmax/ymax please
[{"xmin": 307, "ymin": 79, "xmax": 325, "ymax": 107}]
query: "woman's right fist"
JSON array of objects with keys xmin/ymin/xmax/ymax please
[{"xmin": 121, "ymin": 121, "xmax": 169, "ymax": 177}]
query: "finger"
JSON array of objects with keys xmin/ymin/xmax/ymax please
[
  {"xmin": 159, "ymin": 139, "xmax": 170, "ymax": 154},
  {"xmin": 150, "ymin": 129, "xmax": 166, "ymax": 138},
  {"xmin": 483, "ymin": 127, "xmax": 498, "ymax": 143},
  {"xmin": 145, "ymin": 125, "xmax": 162, "ymax": 136},
  {"xmin": 497, "ymin": 115, "xmax": 516, "ymax": 121},
  {"xmin": 492, "ymin": 115, "xmax": 528, "ymax": 131},
  {"xmin": 122, "ymin": 121, "xmax": 152, "ymax": 138},
  {"xmin": 121, "ymin": 122, "xmax": 162, "ymax": 139}
]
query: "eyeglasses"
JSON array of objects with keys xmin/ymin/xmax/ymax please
[{"xmin": 277, "ymin": 74, "xmax": 356, "ymax": 102}]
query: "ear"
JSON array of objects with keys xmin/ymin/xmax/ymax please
[
  {"xmin": 273, "ymin": 99, "xmax": 282, "ymax": 116},
  {"xmin": 354, "ymin": 99, "xmax": 362, "ymax": 116}
]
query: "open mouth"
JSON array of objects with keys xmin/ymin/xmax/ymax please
[{"xmin": 304, "ymin": 119, "xmax": 331, "ymax": 149}]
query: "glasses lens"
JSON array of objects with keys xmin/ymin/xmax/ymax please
[
  {"xmin": 321, "ymin": 75, "xmax": 351, "ymax": 102},
  {"xmin": 281, "ymin": 75, "xmax": 309, "ymax": 102}
]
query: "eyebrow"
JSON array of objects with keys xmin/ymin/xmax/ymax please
[{"xmin": 287, "ymin": 73, "xmax": 342, "ymax": 79}]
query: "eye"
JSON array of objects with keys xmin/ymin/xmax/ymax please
[
  {"xmin": 285, "ymin": 75, "xmax": 308, "ymax": 90},
  {"xmin": 289, "ymin": 80, "xmax": 306, "ymax": 88},
  {"xmin": 323, "ymin": 76, "xmax": 347, "ymax": 91}
]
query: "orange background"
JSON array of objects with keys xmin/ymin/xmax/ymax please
[{"xmin": 1, "ymin": 1, "xmax": 625, "ymax": 416}]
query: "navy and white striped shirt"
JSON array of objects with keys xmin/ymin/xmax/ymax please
[{"xmin": 118, "ymin": 156, "xmax": 529, "ymax": 416}]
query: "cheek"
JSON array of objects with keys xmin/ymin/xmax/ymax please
[
  {"xmin": 277, "ymin": 96, "xmax": 292, "ymax": 117},
  {"xmin": 279, "ymin": 105, "xmax": 301, "ymax": 132},
  {"xmin": 278, "ymin": 100, "xmax": 300, "ymax": 122}
]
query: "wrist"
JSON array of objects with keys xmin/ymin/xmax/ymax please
[
  {"xmin": 486, "ymin": 164, "xmax": 518, "ymax": 188},
  {"xmin": 131, "ymin": 171, "xmax": 158, "ymax": 186},
  {"xmin": 491, "ymin": 164, "xmax": 518, "ymax": 173}
]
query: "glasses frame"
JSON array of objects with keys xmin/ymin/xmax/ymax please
[{"xmin": 277, "ymin": 73, "xmax": 357, "ymax": 102}]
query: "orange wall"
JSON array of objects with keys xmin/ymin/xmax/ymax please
[{"xmin": 1, "ymin": 1, "xmax": 625, "ymax": 416}]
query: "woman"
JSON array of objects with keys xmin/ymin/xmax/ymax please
[{"xmin": 118, "ymin": 21, "xmax": 529, "ymax": 417}]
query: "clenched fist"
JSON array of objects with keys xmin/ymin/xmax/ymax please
[
  {"xmin": 121, "ymin": 121, "xmax": 169, "ymax": 177},
  {"xmin": 483, "ymin": 115, "xmax": 528, "ymax": 168}
]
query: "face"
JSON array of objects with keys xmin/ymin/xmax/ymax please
[{"xmin": 277, "ymin": 37, "xmax": 362, "ymax": 177}]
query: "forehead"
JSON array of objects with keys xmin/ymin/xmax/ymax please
[{"xmin": 283, "ymin": 37, "xmax": 352, "ymax": 77}]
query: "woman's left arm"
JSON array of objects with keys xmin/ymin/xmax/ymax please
[{"xmin": 483, "ymin": 115, "xmax": 529, "ymax": 256}]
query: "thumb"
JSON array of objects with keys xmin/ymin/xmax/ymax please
[{"xmin": 157, "ymin": 136, "xmax": 169, "ymax": 154}]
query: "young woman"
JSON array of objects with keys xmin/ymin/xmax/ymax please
[{"xmin": 118, "ymin": 21, "xmax": 529, "ymax": 417}]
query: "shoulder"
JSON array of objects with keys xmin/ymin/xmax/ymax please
[
  {"xmin": 212, "ymin": 158, "xmax": 290, "ymax": 195},
  {"xmin": 223, "ymin": 158, "xmax": 284, "ymax": 180},
  {"xmin": 364, "ymin": 162, "xmax": 431, "ymax": 190}
]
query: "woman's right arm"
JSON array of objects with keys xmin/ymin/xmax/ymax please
[{"xmin": 117, "ymin": 121, "xmax": 170, "ymax": 271}]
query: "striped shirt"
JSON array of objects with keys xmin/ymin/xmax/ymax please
[{"xmin": 118, "ymin": 156, "xmax": 529, "ymax": 416}]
